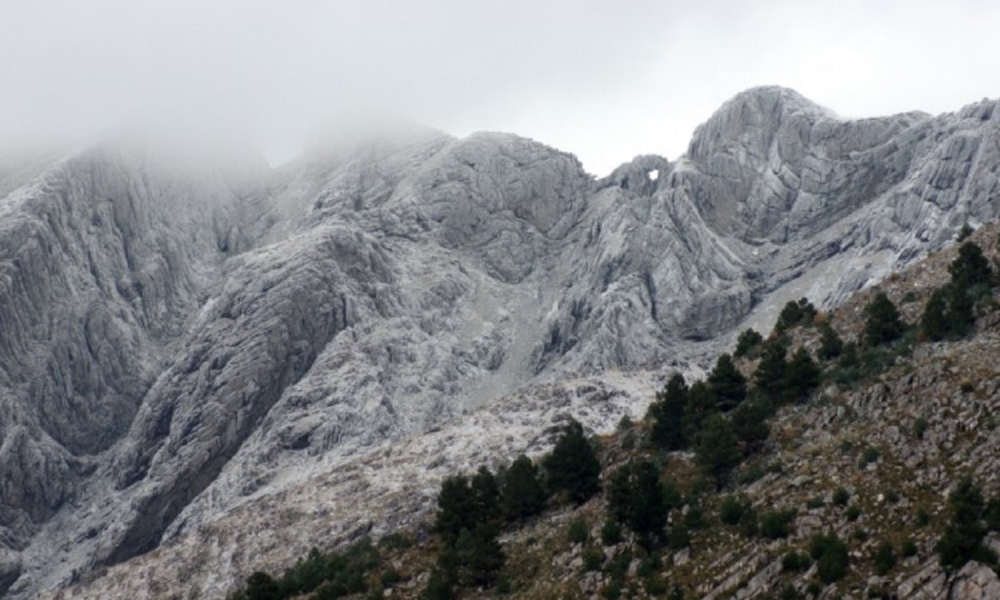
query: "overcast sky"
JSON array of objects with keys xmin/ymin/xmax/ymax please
[{"xmin": 1, "ymin": 0, "xmax": 998, "ymax": 175}]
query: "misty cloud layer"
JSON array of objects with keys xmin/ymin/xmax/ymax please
[{"xmin": 1, "ymin": 0, "xmax": 998, "ymax": 174}]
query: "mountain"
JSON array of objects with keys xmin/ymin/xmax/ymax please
[{"xmin": 0, "ymin": 87, "xmax": 996, "ymax": 598}]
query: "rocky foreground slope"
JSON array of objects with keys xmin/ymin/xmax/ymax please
[{"xmin": 0, "ymin": 87, "xmax": 998, "ymax": 598}]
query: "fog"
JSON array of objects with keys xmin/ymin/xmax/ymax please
[{"xmin": 1, "ymin": 0, "xmax": 998, "ymax": 175}]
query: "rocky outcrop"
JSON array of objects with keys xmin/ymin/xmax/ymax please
[{"xmin": 1, "ymin": 87, "xmax": 999, "ymax": 598}]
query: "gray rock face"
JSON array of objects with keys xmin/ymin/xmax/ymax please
[{"xmin": 0, "ymin": 87, "xmax": 998, "ymax": 598}]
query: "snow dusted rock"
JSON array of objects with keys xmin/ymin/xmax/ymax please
[{"xmin": 0, "ymin": 87, "xmax": 999, "ymax": 598}]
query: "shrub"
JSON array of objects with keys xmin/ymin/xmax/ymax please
[
  {"xmin": 913, "ymin": 416, "xmax": 928, "ymax": 440},
  {"xmin": 916, "ymin": 507, "xmax": 931, "ymax": 528},
  {"xmin": 809, "ymin": 532, "xmax": 849, "ymax": 584},
  {"xmin": 759, "ymin": 508, "xmax": 796, "ymax": 539},
  {"xmin": 858, "ymin": 446, "xmax": 880, "ymax": 469},
  {"xmin": 832, "ymin": 487, "xmax": 850, "ymax": 507},
  {"xmin": 684, "ymin": 505, "xmax": 707, "ymax": 531},
  {"xmin": 901, "ymin": 538, "xmax": 919, "ymax": 558},
  {"xmin": 781, "ymin": 549, "xmax": 812, "ymax": 571},
  {"xmin": 568, "ymin": 518, "xmax": 589, "ymax": 544},
  {"xmin": 873, "ymin": 540, "xmax": 897, "ymax": 575},
  {"xmin": 583, "ymin": 547, "xmax": 604, "ymax": 572},
  {"xmin": 668, "ymin": 524, "xmax": 690, "ymax": 549},
  {"xmin": 719, "ymin": 494, "xmax": 751, "ymax": 526},
  {"xmin": 601, "ymin": 519, "xmax": 623, "ymax": 546},
  {"xmin": 846, "ymin": 505, "xmax": 861, "ymax": 522}
]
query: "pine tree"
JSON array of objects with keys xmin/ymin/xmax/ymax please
[
  {"xmin": 864, "ymin": 292, "xmax": 905, "ymax": 346},
  {"xmin": 454, "ymin": 524, "xmax": 505, "ymax": 587},
  {"xmin": 817, "ymin": 321, "xmax": 844, "ymax": 360},
  {"xmin": 682, "ymin": 381, "xmax": 715, "ymax": 444},
  {"xmin": 920, "ymin": 287, "xmax": 949, "ymax": 341},
  {"xmin": 784, "ymin": 348, "xmax": 821, "ymax": 403},
  {"xmin": 937, "ymin": 477, "xmax": 992, "ymax": 571},
  {"xmin": 648, "ymin": 373, "xmax": 688, "ymax": 450},
  {"xmin": 753, "ymin": 339, "xmax": 788, "ymax": 403},
  {"xmin": 707, "ymin": 353, "xmax": 747, "ymax": 412},
  {"xmin": 607, "ymin": 465, "xmax": 633, "ymax": 525},
  {"xmin": 470, "ymin": 466, "xmax": 501, "ymax": 525},
  {"xmin": 734, "ymin": 328, "xmax": 763, "ymax": 358},
  {"xmin": 628, "ymin": 460, "xmax": 668, "ymax": 548},
  {"xmin": 694, "ymin": 413, "xmax": 742, "ymax": 488},
  {"xmin": 731, "ymin": 397, "xmax": 771, "ymax": 454},
  {"xmin": 773, "ymin": 298, "xmax": 817, "ymax": 334},
  {"xmin": 435, "ymin": 475, "xmax": 476, "ymax": 545},
  {"xmin": 245, "ymin": 572, "xmax": 281, "ymax": 600},
  {"xmin": 543, "ymin": 420, "xmax": 601, "ymax": 504},
  {"xmin": 606, "ymin": 460, "xmax": 668, "ymax": 548},
  {"xmin": 949, "ymin": 241, "xmax": 993, "ymax": 291},
  {"xmin": 500, "ymin": 455, "xmax": 547, "ymax": 521}
]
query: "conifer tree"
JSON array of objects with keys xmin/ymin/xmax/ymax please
[
  {"xmin": 694, "ymin": 413, "xmax": 742, "ymax": 488},
  {"xmin": 648, "ymin": 373, "xmax": 688, "ymax": 450},
  {"xmin": 454, "ymin": 524, "xmax": 505, "ymax": 587},
  {"xmin": 435, "ymin": 475, "xmax": 476, "ymax": 545},
  {"xmin": 707, "ymin": 353, "xmax": 747, "ymax": 412},
  {"xmin": 543, "ymin": 420, "xmax": 601, "ymax": 504},
  {"xmin": 949, "ymin": 241, "xmax": 993, "ymax": 291},
  {"xmin": 938, "ymin": 476, "xmax": 992, "ymax": 571},
  {"xmin": 784, "ymin": 348, "xmax": 821, "ymax": 403},
  {"xmin": 731, "ymin": 397, "xmax": 771, "ymax": 454},
  {"xmin": 500, "ymin": 455, "xmax": 547, "ymax": 521},
  {"xmin": 734, "ymin": 328, "xmax": 763, "ymax": 357},
  {"xmin": 817, "ymin": 321, "xmax": 844, "ymax": 360},
  {"xmin": 606, "ymin": 460, "xmax": 668, "ymax": 548},
  {"xmin": 682, "ymin": 381, "xmax": 715, "ymax": 444},
  {"xmin": 863, "ymin": 292, "xmax": 905, "ymax": 346},
  {"xmin": 470, "ymin": 466, "xmax": 501, "ymax": 526},
  {"xmin": 754, "ymin": 339, "xmax": 788, "ymax": 402},
  {"xmin": 920, "ymin": 287, "xmax": 949, "ymax": 341}
]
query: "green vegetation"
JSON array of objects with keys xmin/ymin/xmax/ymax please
[
  {"xmin": 224, "ymin": 237, "xmax": 1000, "ymax": 600},
  {"xmin": 774, "ymin": 298, "xmax": 817, "ymax": 334},
  {"xmin": 809, "ymin": 531, "xmax": 849, "ymax": 584},
  {"xmin": 734, "ymin": 327, "xmax": 763, "ymax": 357},
  {"xmin": 864, "ymin": 291, "xmax": 905, "ymax": 346},
  {"xmin": 607, "ymin": 459, "xmax": 671, "ymax": 547},
  {"xmin": 647, "ymin": 373, "xmax": 688, "ymax": 451},
  {"xmin": 937, "ymin": 477, "xmax": 997, "ymax": 571},
  {"xmin": 544, "ymin": 420, "xmax": 601, "ymax": 504},
  {"xmin": 226, "ymin": 539, "xmax": 382, "ymax": 600}
]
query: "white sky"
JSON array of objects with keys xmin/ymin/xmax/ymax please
[{"xmin": 1, "ymin": 0, "xmax": 998, "ymax": 175}]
